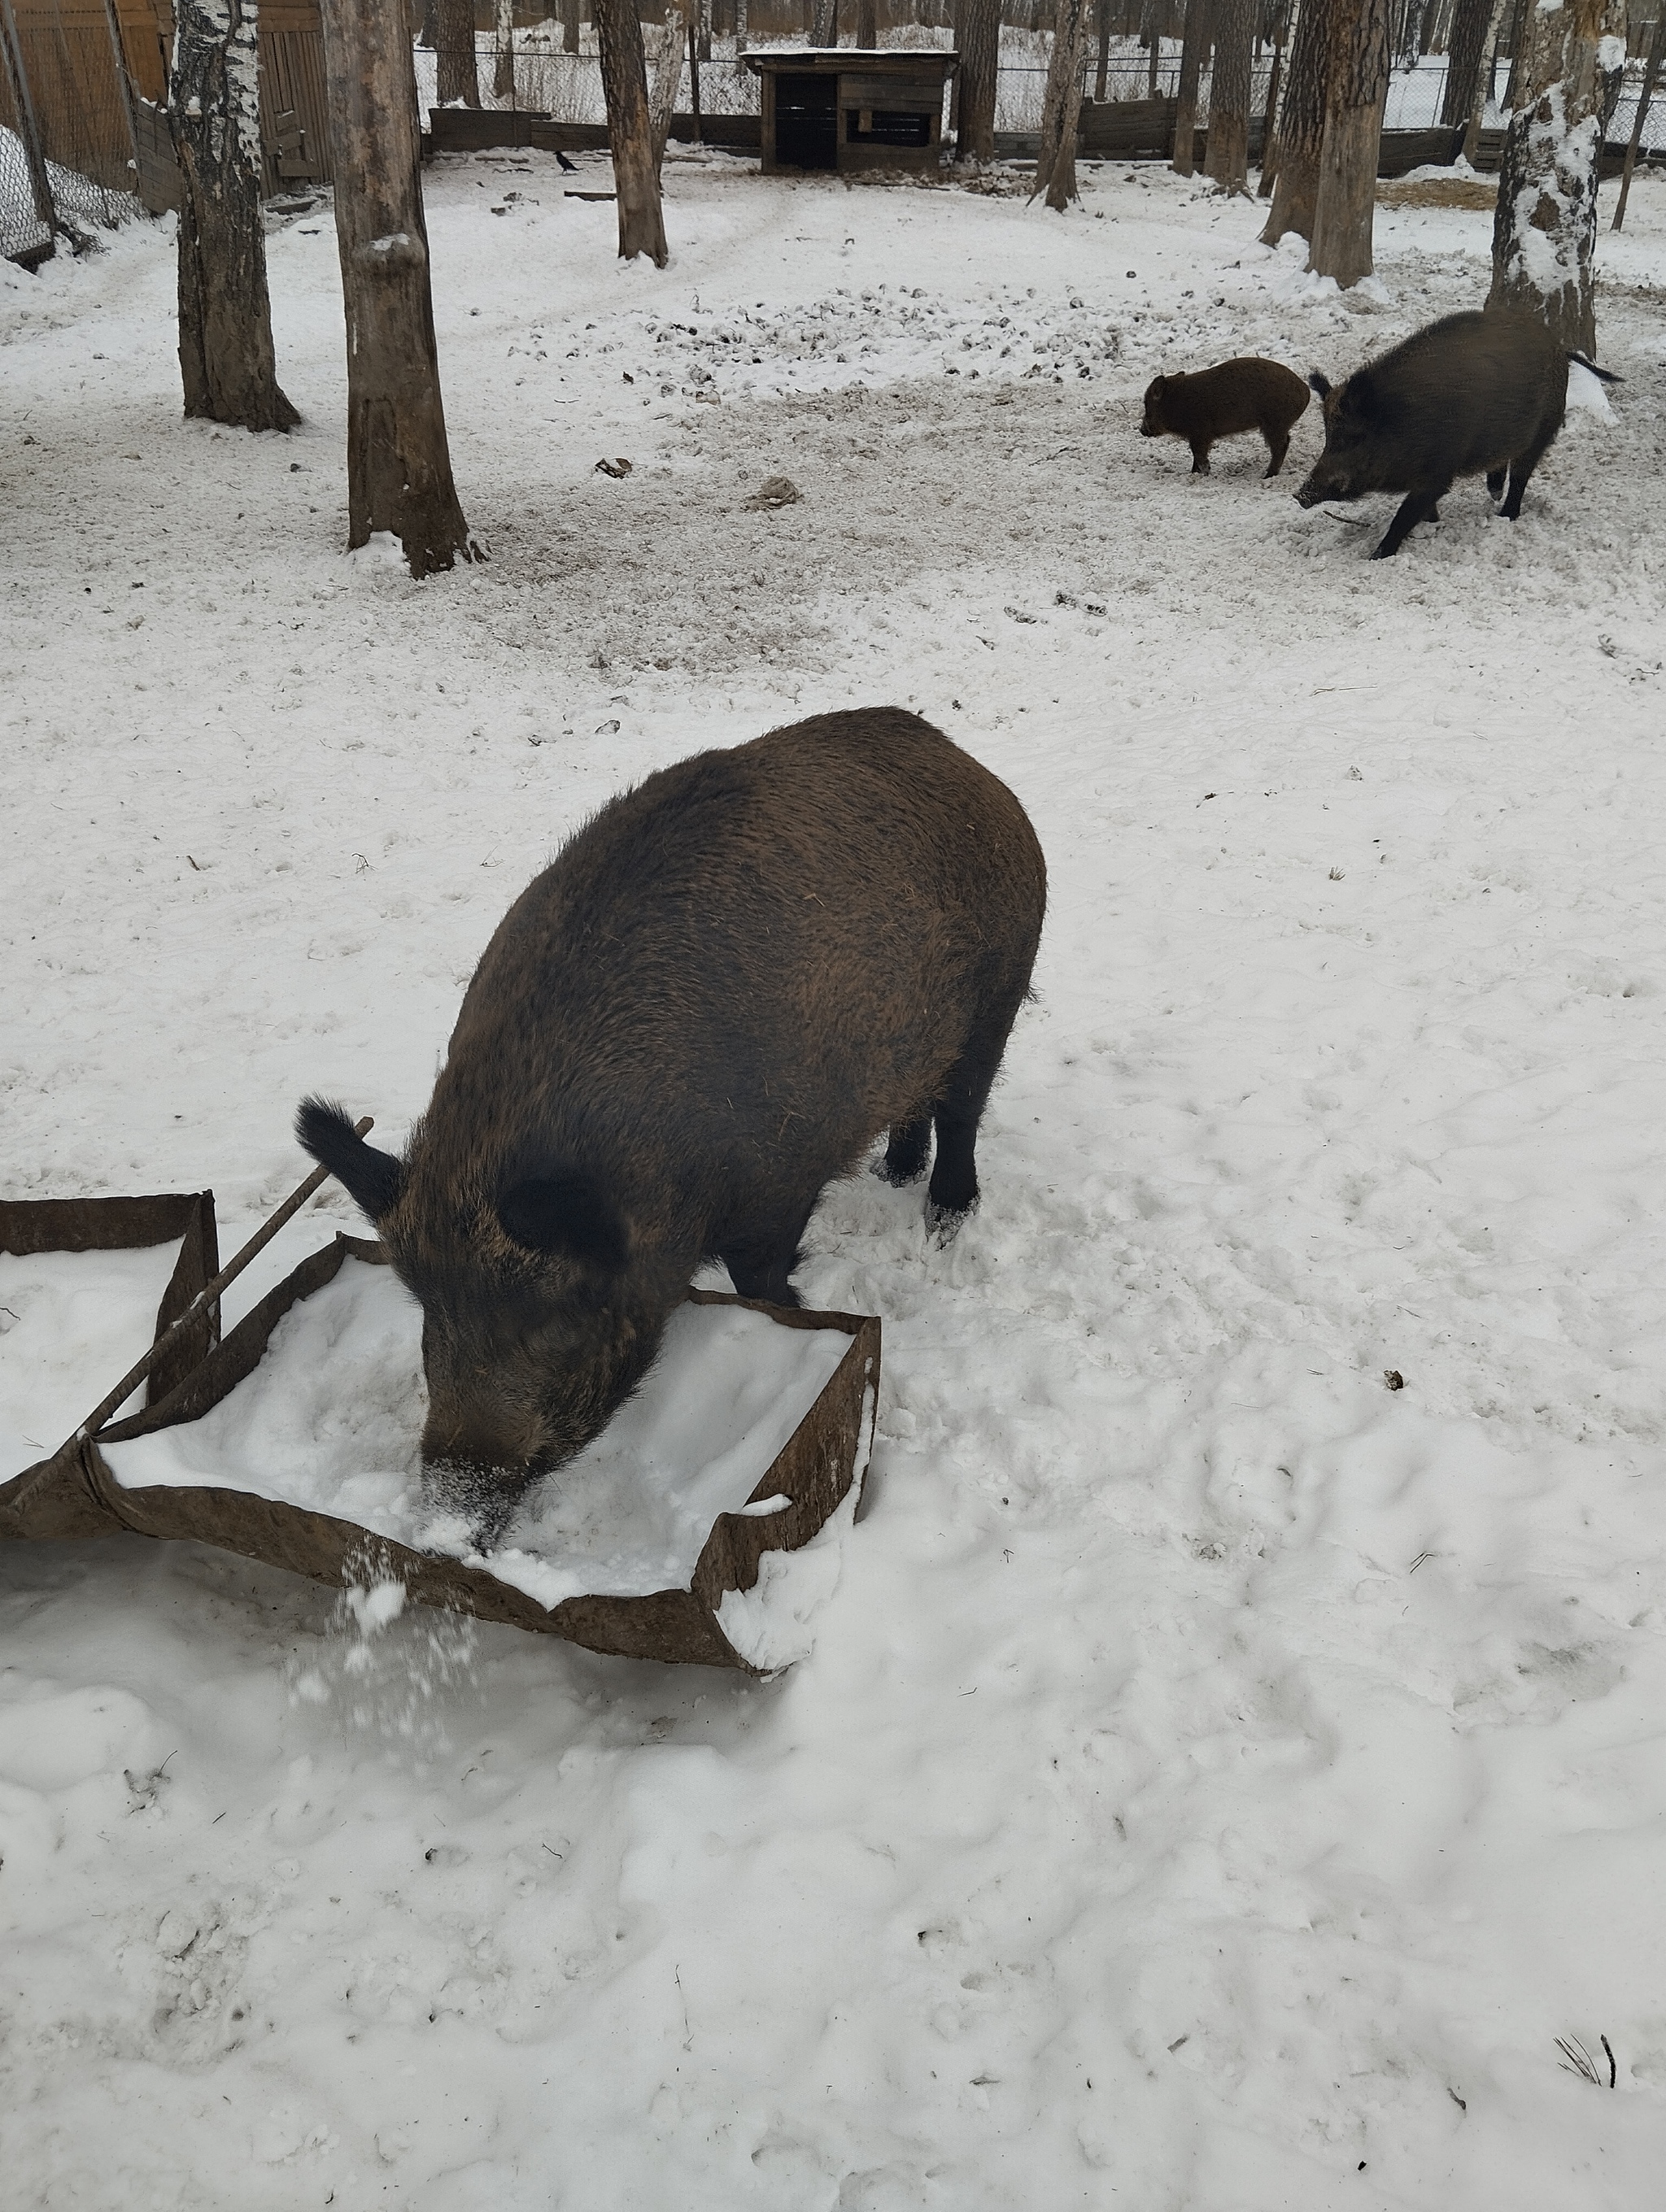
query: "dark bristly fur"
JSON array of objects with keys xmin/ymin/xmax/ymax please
[
  {"xmin": 297, "ymin": 708, "xmax": 1046, "ymax": 1531},
  {"xmin": 1140, "ymin": 357, "xmax": 1311, "ymax": 478},
  {"xmin": 1293, "ymin": 310, "xmax": 1613, "ymax": 558}
]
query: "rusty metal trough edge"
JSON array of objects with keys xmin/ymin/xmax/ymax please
[{"xmin": 0, "ymin": 1198, "xmax": 881, "ymax": 1673}]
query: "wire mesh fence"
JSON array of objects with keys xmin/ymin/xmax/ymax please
[{"xmin": 0, "ymin": 0, "xmax": 142, "ymax": 263}]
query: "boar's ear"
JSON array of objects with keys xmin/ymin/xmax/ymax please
[
  {"xmin": 1307, "ymin": 371, "xmax": 1332, "ymax": 400},
  {"xmin": 295, "ymin": 1096, "xmax": 406, "ymax": 1224},
  {"xmin": 497, "ymin": 1172, "xmax": 630, "ymax": 1273}
]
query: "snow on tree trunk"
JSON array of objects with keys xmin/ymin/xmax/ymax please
[
  {"xmin": 1308, "ymin": 0, "xmax": 1389, "ymax": 287},
  {"xmin": 1171, "ymin": 0, "xmax": 1211, "ymax": 175},
  {"xmin": 1034, "ymin": 0, "xmax": 1093, "ymax": 207},
  {"xmin": 1260, "ymin": 0, "xmax": 1330, "ymax": 239},
  {"xmin": 956, "ymin": 0, "xmax": 1001, "ymax": 159},
  {"xmin": 1487, "ymin": 0, "xmax": 1625, "ymax": 353},
  {"xmin": 1205, "ymin": 0, "xmax": 1255, "ymax": 189},
  {"xmin": 316, "ymin": 0, "xmax": 475, "ymax": 576},
  {"xmin": 595, "ymin": 0, "xmax": 669, "ymax": 264},
  {"xmin": 435, "ymin": 0, "xmax": 480, "ymax": 106},
  {"xmin": 493, "ymin": 0, "xmax": 515, "ymax": 101},
  {"xmin": 172, "ymin": 0, "xmax": 299, "ymax": 433}
]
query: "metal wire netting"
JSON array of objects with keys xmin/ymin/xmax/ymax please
[{"xmin": 1, "ymin": 0, "xmax": 142, "ymax": 264}]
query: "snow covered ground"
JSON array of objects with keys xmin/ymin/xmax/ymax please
[{"xmin": 4, "ymin": 151, "xmax": 1666, "ymax": 2209}]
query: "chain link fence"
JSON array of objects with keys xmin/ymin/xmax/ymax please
[{"xmin": 1, "ymin": 0, "xmax": 142, "ymax": 265}]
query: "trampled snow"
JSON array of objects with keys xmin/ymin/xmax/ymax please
[
  {"xmin": 3, "ymin": 144, "xmax": 1666, "ymax": 2210},
  {"xmin": 102, "ymin": 1265, "xmax": 853, "ymax": 1606}
]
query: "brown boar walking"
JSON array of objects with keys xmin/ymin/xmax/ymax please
[
  {"xmin": 1140, "ymin": 357, "xmax": 1311, "ymax": 477},
  {"xmin": 1293, "ymin": 309, "xmax": 1620, "ymax": 559},
  {"xmin": 298, "ymin": 708, "xmax": 1046, "ymax": 1532}
]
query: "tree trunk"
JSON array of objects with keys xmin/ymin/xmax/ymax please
[
  {"xmin": 1035, "ymin": 0, "xmax": 1093, "ymax": 202},
  {"xmin": 857, "ymin": 0, "xmax": 878, "ymax": 42},
  {"xmin": 957, "ymin": 0, "xmax": 1001, "ymax": 157},
  {"xmin": 1309, "ymin": 0, "xmax": 1389, "ymax": 285},
  {"xmin": 649, "ymin": 4, "xmax": 686, "ymax": 167},
  {"xmin": 1259, "ymin": 0, "xmax": 1328, "ymax": 236},
  {"xmin": 735, "ymin": 0, "xmax": 748, "ymax": 50},
  {"xmin": 1096, "ymin": 0, "xmax": 1113, "ymax": 98},
  {"xmin": 1500, "ymin": 0, "xmax": 1529, "ymax": 107},
  {"xmin": 1612, "ymin": 5, "xmax": 1666, "ymax": 229},
  {"xmin": 172, "ymin": 0, "xmax": 299, "ymax": 433},
  {"xmin": 493, "ymin": 0, "xmax": 516, "ymax": 99},
  {"xmin": 1439, "ymin": 0, "xmax": 1489, "ymax": 123},
  {"xmin": 1460, "ymin": 0, "xmax": 1507, "ymax": 160},
  {"xmin": 1205, "ymin": 0, "xmax": 1254, "ymax": 185},
  {"xmin": 416, "ymin": 0, "xmax": 437, "ymax": 46},
  {"xmin": 435, "ymin": 0, "xmax": 480, "ymax": 104},
  {"xmin": 562, "ymin": 0, "xmax": 580, "ymax": 54},
  {"xmin": 1258, "ymin": 0, "xmax": 1291, "ymax": 193},
  {"xmin": 1488, "ymin": 0, "xmax": 1625, "ymax": 350},
  {"xmin": 595, "ymin": 0, "xmax": 669, "ymax": 263},
  {"xmin": 810, "ymin": 0, "xmax": 837, "ymax": 41},
  {"xmin": 1172, "ymin": 0, "xmax": 1211, "ymax": 172},
  {"xmin": 316, "ymin": 0, "xmax": 473, "ymax": 575}
]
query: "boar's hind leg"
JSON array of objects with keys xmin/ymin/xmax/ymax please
[
  {"xmin": 878, "ymin": 1117, "xmax": 932, "ymax": 1186},
  {"xmin": 1372, "ymin": 481, "xmax": 1450, "ymax": 560},
  {"xmin": 1498, "ymin": 429, "xmax": 1557, "ymax": 520},
  {"xmin": 925, "ymin": 995, "xmax": 1026, "ymax": 1234},
  {"xmin": 1263, "ymin": 430, "xmax": 1290, "ymax": 477}
]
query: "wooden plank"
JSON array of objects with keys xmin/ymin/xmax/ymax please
[{"xmin": 837, "ymin": 70, "xmax": 945, "ymax": 108}]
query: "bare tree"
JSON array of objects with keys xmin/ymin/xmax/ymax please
[
  {"xmin": 1259, "ymin": 0, "xmax": 1328, "ymax": 237},
  {"xmin": 1034, "ymin": 0, "xmax": 1094, "ymax": 205},
  {"xmin": 648, "ymin": 1, "xmax": 688, "ymax": 165},
  {"xmin": 1308, "ymin": 0, "xmax": 1389, "ymax": 285},
  {"xmin": 172, "ymin": 0, "xmax": 299, "ymax": 433},
  {"xmin": 595, "ymin": 0, "xmax": 669, "ymax": 263},
  {"xmin": 1258, "ymin": 0, "xmax": 1294, "ymax": 194},
  {"xmin": 1438, "ymin": 0, "xmax": 1491, "ymax": 124},
  {"xmin": 435, "ymin": 0, "xmax": 481, "ymax": 105},
  {"xmin": 1205, "ymin": 0, "xmax": 1255, "ymax": 187},
  {"xmin": 1460, "ymin": 0, "xmax": 1507, "ymax": 163},
  {"xmin": 857, "ymin": 0, "xmax": 879, "ymax": 42},
  {"xmin": 1171, "ymin": 0, "xmax": 1211, "ymax": 173},
  {"xmin": 811, "ymin": 0, "xmax": 838, "ymax": 41},
  {"xmin": 316, "ymin": 0, "xmax": 474, "ymax": 575},
  {"xmin": 494, "ymin": 0, "xmax": 516, "ymax": 100},
  {"xmin": 735, "ymin": 0, "xmax": 748, "ymax": 52},
  {"xmin": 1612, "ymin": 7, "xmax": 1666, "ymax": 231},
  {"xmin": 1489, "ymin": 0, "xmax": 1625, "ymax": 349},
  {"xmin": 957, "ymin": 0, "xmax": 1002, "ymax": 158},
  {"xmin": 562, "ymin": 0, "xmax": 581, "ymax": 55}
]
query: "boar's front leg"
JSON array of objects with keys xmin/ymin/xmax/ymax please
[
  {"xmin": 1189, "ymin": 439, "xmax": 1212, "ymax": 476},
  {"xmin": 1263, "ymin": 430, "xmax": 1291, "ymax": 477},
  {"xmin": 1372, "ymin": 479, "xmax": 1450, "ymax": 560}
]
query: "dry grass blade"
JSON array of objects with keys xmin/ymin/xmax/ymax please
[{"xmin": 1555, "ymin": 2033, "xmax": 1609, "ymax": 2086}]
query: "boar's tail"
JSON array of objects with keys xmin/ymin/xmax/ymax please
[
  {"xmin": 296, "ymin": 1095, "xmax": 406, "ymax": 1225},
  {"xmin": 1567, "ymin": 351, "xmax": 1624, "ymax": 385}
]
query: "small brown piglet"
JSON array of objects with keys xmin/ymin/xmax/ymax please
[{"xmin": 1140, "ymin": 358, "xmax": 1311, "ymax": 478}]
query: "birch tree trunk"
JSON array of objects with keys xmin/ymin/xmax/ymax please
[
  {"xmin": 1204, "ymin": 0, "xmax": 1254, "ymax": 186},
  {"xmin": 595, "ymin": 0, "xmax": 669, "ymax": 263},
  {"xmin": 1308, "ymin": 0, "xmax": 1389, "ymax": 285},
  {"xmin": 648, "ymin": 3, "xmax": 686, "ymax": 167},
  {"xmin": 316, "ymin": 0, "xmax": 473, "ymax": 575},
  {"xmin": 1488, "ymin": 0, "xmax": 1625, "ymax": 350},
  {"xmin": 810, "ymin": 0, "xmax": 837, "ymax": 41},
  {"xmin": 435, "ymin": 0, "xmax": 480, "ymax": 104},
  {"xmin": 1034, "ymin": 0, "xmax": 1092, "ymax": 203},
  {"xmin": 1258, "ymin": 0, "xmax": 1293, "ymax": 193},
  {"xmin": 493, "ymin": 0, "xmax": 516, "ymax": 100},
  {"xmin": 172, "ymin": 0, "xmax": 299, "ymax": 432},
  {"xmin": 1259, "ymin": 0, "xmax": 1328, "ymax": 237},
  {"xmin": 1171, "ymin": 0, "xmax": 1210, "ymax": 172},
  {"xmin": 957, "ymin": 0, "xmax": 1002, "ymax": 157}
]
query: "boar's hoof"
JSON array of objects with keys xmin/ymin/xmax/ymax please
[{"xmin": 925, "ymin": 1195, "xmax": 979, "ymax": 1246}]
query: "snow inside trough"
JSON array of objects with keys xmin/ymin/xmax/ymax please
[
  {"xmin": 100, "ymin": 1262, "xmax": 853, "ymax": 1609},
  {"xmin": 5, "ymin": 141, "xmax": 1666, "ymax": 2211}
]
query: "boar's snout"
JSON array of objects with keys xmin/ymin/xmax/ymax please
[{"xmin": 1294, "ymin": 461, "xmax": 1351, "ymax": 509}]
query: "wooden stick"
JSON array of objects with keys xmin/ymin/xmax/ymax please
[{"xmin": 68, "ymin": 1116, "xmax": 374, "ymax": 1448}]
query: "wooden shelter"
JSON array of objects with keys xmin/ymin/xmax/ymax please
[{"xmin": 744, "ymin": 47, "xmax": 957, "ymax": 176}]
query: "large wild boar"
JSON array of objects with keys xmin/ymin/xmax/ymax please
[
  {"xmin": 298, "ymin": 708, "xmax": 1046, "ymax": 1531},
  {"xmin": 1140, "ymin": 357, "xmax": 1311, "ymax": 477},
  {"xmin": 1294, "ymin": 309, "xmax": 1618, "ymax": 559}
]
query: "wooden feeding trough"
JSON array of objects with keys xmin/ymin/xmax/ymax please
[
  {"xmin": 745, "ymin": 47, "xmax": 957, "ymax": 177},
  {"xmin": 0, "ymin": 1185, "xmax": 879, "ymax": 1674}
]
